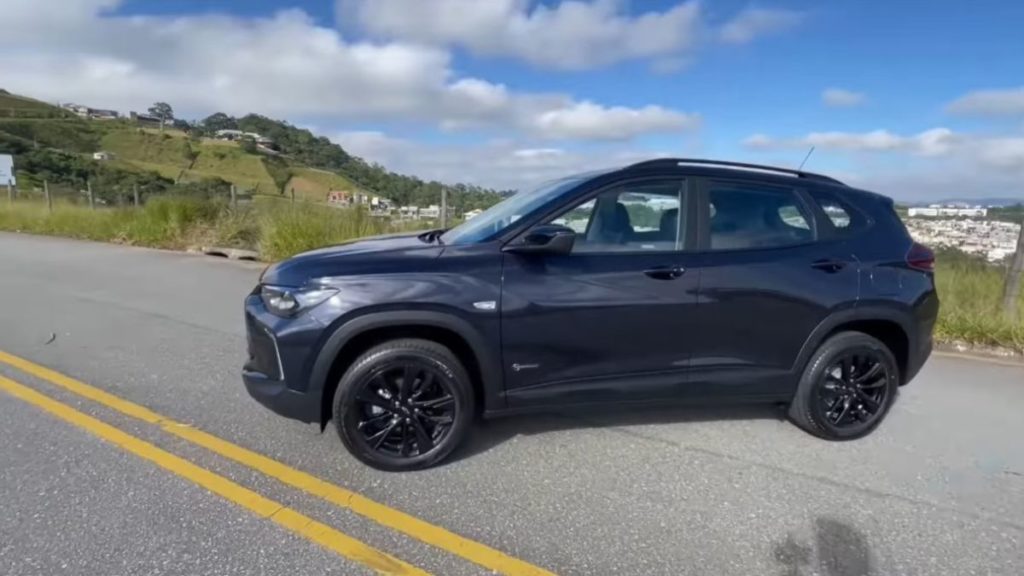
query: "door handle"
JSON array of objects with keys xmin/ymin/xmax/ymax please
[
  {"xmin": 643, "ymin": 266, "xmax": 686, "ymax": 280},
  {"xmin": 811, "ymin": 259, "xmax": 848, "ymax": 273}
]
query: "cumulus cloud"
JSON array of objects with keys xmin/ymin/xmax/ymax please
[
  {"xmin": 0, "ymin": 0, "xmax": 695, "ymax": 142},
  {"xmin": 821, "ymin": 88, "xmax": 866, "ymax": 108},
  {"xmin": 719, "ymin": 7, "xmax": 803, "ymax": 44},
  {"xmin": 339, "ymin": 0, "xmax": 703, "ymax": 70},
  {"xmin": 947, "ymin": 87, "xmax": 1024, "ymax": 117}
]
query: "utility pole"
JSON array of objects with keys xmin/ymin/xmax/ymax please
[
  {"xmin": 5, "ymin": 181, "xmax": 11, "ymax": 204},
  {"xmin": 230, "ymin": 184, "xmax": 237, "ymax": 209},
  {"xmin": 1003, "ymin": 221, "xmax": 1024, "ymax": 321},
  {"xmin": 44, "ymin": 180, "xmax": 52, "ymax": 213},
  {"xmin": 440, "ymin": 187, "xmax": 448, "ymax": 228},
  {"xmin": 133, "ymin": 183, "xmax": 140, "ymax": 207},
  {"xmin": 87, "ymin": 180, "xmax": 95, "ymax": 209}
]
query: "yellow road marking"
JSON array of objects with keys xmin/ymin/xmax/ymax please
[
  {"xmin": 0, "ymin": 374, "xmax": 428, "ymax": 576},
  {"xmin": 0, "ymin": 349, "xmax": 556, "ymax": 576}
]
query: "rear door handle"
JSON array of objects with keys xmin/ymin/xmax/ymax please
[
  {"xmin": 811, "ymin": 259, "xmax": 848, "ymax": 273},
  {"xmin": 644, "ymin": 265, "xmax": 686, "ymax": 280}
]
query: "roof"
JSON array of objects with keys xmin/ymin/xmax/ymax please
[{"xmin": 623, "ymin": 158, "xmax": 846, "ymax": 186}]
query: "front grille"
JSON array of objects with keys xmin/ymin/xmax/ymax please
[{"xmin": 246, "ymin": 313, "xmax": 282, "ymax": 380}]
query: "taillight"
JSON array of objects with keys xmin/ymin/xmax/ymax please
[{"xmin": 906, "ymin": 242, "xmax": 935, "ymax": 272}]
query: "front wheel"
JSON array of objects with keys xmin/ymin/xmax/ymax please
[
  {"xmin": 333, "ymin": 339, "xmax": 475, "ymax": 471},
  {"xmin": 789, "ymin": 331, "xmax": 899, "ymax": 440}
]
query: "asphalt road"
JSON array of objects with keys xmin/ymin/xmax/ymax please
[{"xmin": 0, "ymin": 231, "xmax": 1022, "ymax": 576}]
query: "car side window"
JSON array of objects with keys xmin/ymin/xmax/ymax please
[
  {"xmin": 706, "ymin": 183, "xmax": 813, "ymax": 251},
  {"xmin": 549, "ymin": 180, "xmax": 686, "ymax": 253},
  {"xmin": 809, "ymin": 190, "xmax": 869, "ymax": 235}
]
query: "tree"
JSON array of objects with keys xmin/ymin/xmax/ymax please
[
  {"xmin": 200, "ymin": 112, "xmax": 237, "ymax": 134},
  {"xmin": 148, "ymin": 102, "xmax": 174, "ymax": 132}
]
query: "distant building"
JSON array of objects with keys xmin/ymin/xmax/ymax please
[
  {"xmin": 129, "ymin": 111, "xmax": 165, "ymax": 126},
  {"xmin": 92, "ymin": 151, "xmax": 113, "ymax": 161},
  {"xmin": 214, "ymin": 129, "xmax": 244, "ymax": 140},
  {"xmin": 62, "ymin": 103, "xmax": 119, "ymax": 119},
  {"xmin": 908, "ymin": 206, "xmax": 987, "ymax": 218},
  {"xmin": 464, "ymin": 208, "xmax": 484, "ymax": 219}
]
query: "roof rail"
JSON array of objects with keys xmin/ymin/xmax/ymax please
[{"xmin": 625, "ymin": 158, "xmax": 846, "ymax": 186}]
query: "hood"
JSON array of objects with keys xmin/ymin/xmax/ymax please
[{"xmin": 260, "ymin": 231, "xmax": 442, "ymax": 286}]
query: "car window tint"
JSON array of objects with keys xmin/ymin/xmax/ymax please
[
  {"xmin": 706, "ymin": 184, "xmax": 813, "ymax": 251},
  {"xmin": 548, "ymin": 180, "xmax": 686, "ymax": 253}
]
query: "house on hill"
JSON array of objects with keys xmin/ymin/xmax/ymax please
[{"xmin": 62, "ymin": 103, "xmax": 119, "ymax": 119}]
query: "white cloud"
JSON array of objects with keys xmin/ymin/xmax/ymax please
[
  {"xmin": 947, "ymin": 87, "xmax": 1024, "ymax": 116},
  {"xmin": 745, "ymin": 128, "xmax": 957, "ymax": 157},
  {"xmin": 0, "ymin": 0, "xmax": 695, "ymax": 142},
  {"xmin": 719, "ymin": 7, "xmax": 802, "ymax": 44},
  {"xmin": 822, "ymin": 88, "xmax": 866, "ymax": 108},
  {"xmin": 743, "ymin": 128, "xmax": 1024, "ymax": 201},
  {"xmin": 531, "ymin": 102, "xmax": 698, "ymax": 140},
  {"xmin": 335, "ymin": 131, "xmax": 670, "ymax": 190},
  {"xmin": 339, "ymin": 0, "xmax": 703, "ymax": 71}
]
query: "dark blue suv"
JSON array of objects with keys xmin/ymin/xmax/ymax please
[{"xmin": 243, "ymin": 159, "xmax": 938, "ymax": 470}]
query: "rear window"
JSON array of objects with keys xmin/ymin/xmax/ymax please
[{"xmin": 810, "ymin": 190, "xmax": 870, "ymax": 235}]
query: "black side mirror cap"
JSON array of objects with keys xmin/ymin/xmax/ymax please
[{"xmin": 503, "ymin": 224, "xmax": 576, "ymax": 255}]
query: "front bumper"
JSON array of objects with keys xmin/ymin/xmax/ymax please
[{"xmin": 242, "ymin": 294, "xmax": 321, "ymax": 423}]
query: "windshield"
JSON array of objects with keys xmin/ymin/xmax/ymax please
[{"xmin": 441, "ymin": 176, "xmax": 589, "ymax": 245}]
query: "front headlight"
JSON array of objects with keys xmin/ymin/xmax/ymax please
[{"xmin": 260, "ymin": 285, "xmax": 338, "ymax": 317}]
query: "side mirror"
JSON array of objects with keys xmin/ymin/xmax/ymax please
[{"xmin": 504, "ymin": 224, "xmax": 576, "ymax": 255}]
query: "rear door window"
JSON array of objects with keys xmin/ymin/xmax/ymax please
[{"xmin": 704, "ymin": 183, "xmax": 814, "ymax": 251}]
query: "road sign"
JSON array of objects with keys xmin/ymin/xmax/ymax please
[{"xmin": 0, "ymin": 154, "xmax": 14, "ymax": 186}]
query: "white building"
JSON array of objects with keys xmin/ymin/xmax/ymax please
[
  {"xmin": 464, "ymin": 208, "xmax": 484, "ymax": 219},
  {"xmin": 908, "ymin": 206, "xmax": 987, "ymax": 218}
]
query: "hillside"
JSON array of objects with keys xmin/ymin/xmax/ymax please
[
  {"xmin": 0, "ymin": 90, "xmax": 74, "ymax": 119},
  {"xmin": 0, "ymin": 89, "xmax": 504, "ymax": 209}
]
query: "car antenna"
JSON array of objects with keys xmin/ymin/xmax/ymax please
[{"xmin": 798, "ymin": 146, "xmax": 815, "ymax": 171}]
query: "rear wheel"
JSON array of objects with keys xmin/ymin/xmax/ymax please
[
  {"xmin": 333, "ymin": 339, "xmax": 474, "ymax": 471},
  {"xmin": 789, "ymin": 331, "xmax": 899, "ymax": 440}
]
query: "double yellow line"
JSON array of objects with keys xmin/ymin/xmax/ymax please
[{"xmin": 0, "ymin": 349, "xmax": 555, "ymax": 576}]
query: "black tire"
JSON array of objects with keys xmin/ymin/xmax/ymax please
[
  {"xmin": 789, "ymin": 331, "xmax": 899, "ymax": 440},
  {"xmin": 333, "ymin": 338, "xmax": 474, "ymax": 471}
]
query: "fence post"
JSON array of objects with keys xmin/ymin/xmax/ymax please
[
  {"xmin": 291, "ymin": 187, "xmax": 295, "ymax": 205},
  {"xmin": 5, "ymin": 181, "xmax": 11, "ymax": 204},
  {"xmin": 1003, "ymin": 222, "xmax": 1024, "ymax": 321},
  {"xmin": 230, "ymin": 184, "xmax": 237, "ymax": 209},
  {"xmin": 133, "ymin": 183, "xmax": 140, "ymax": 207},
  {"xmin": 440, "ymin": 187, "xmax": 448, "ymax": 228},
  {"xmin": 44, "ymin": 180, "xmax": 52, "ymax": 213},
  {"xmin": 87, "ymin": 180, "xmax": 95, "ymax": 209}
]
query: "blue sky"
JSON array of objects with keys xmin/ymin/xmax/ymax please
[{"xmin": 4, "ymin": 0, "xmax": 1024, "ymax": 200}]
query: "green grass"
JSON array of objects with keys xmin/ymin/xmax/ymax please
[
  {"xmin": 190, "ymin": 143, "xmax": 277, "ymax": 193},
  {"xmin": 101, "ymin": 130, "xmax": 193, "ymax": 168},
  {"xmin": 934, "ymin": 254, "xmax": 1024, "ymax": 350},
  {"xmin": 0, "ymin": 196, "xmax": 411, "ymax": 260},
  {"xmin": 284, "ymin": 167, "xmax": 361, "ymax": 202}
]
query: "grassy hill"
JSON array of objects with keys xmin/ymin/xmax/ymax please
[
  {"xmin": 0, "ymin": 90, "xmax": 73, "ymax": 119},
  {"xmin": 284, "ymin": 167, "xmax": 360, "ymax": 202}
]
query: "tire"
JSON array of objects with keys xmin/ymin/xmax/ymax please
[
  {"xmin": 333, "ymin": 338, "xmax": 474, "ymax": 471},
  {"xmin": 788, "ymin": 331, "xmax": 899, "ymax": 440}
]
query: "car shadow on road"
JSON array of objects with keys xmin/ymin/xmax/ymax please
[
  {"xmin": 451, "ymin": 401, "xmax": 788, "ymax": 463},
  {"xmin": 774, "ymin": 517, "xmax": 874, "ymax": 576}
]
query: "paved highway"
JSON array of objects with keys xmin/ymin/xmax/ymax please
[{"xmin": 0, "ymin": 232, "xmax": 1021, "ymax": 576}]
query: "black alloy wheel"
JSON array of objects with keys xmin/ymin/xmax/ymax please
[
  {"xmin": 351, "ymin": 363, "xmax": 456, "ymax": 458},
  {"xmin": 789, "ymin": 331, "xmax": 899, "ymax": 440},
  {"xmin": 334, "ymin": 339, "xmax": 474, "ymax": 471},
  {"xmin": 817, "ymin": 352, "xmax": 890, "ymax": 428}
]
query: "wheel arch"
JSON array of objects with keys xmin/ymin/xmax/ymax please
[
  {"xmin": 794, "ymin": 306, "xmax": 914, "ymax": 384},
  {"xmin": 309, "ymin": 311, "xmax": 503, "ymax": 428}
]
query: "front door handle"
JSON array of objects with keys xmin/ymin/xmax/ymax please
[
  {"xmin": 811, "ymin": 259, "xmax": 848, "ymax": 273},
  {"xmin": 644, "ymin": 265, "xmax": 686, "ymax": 280}
]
